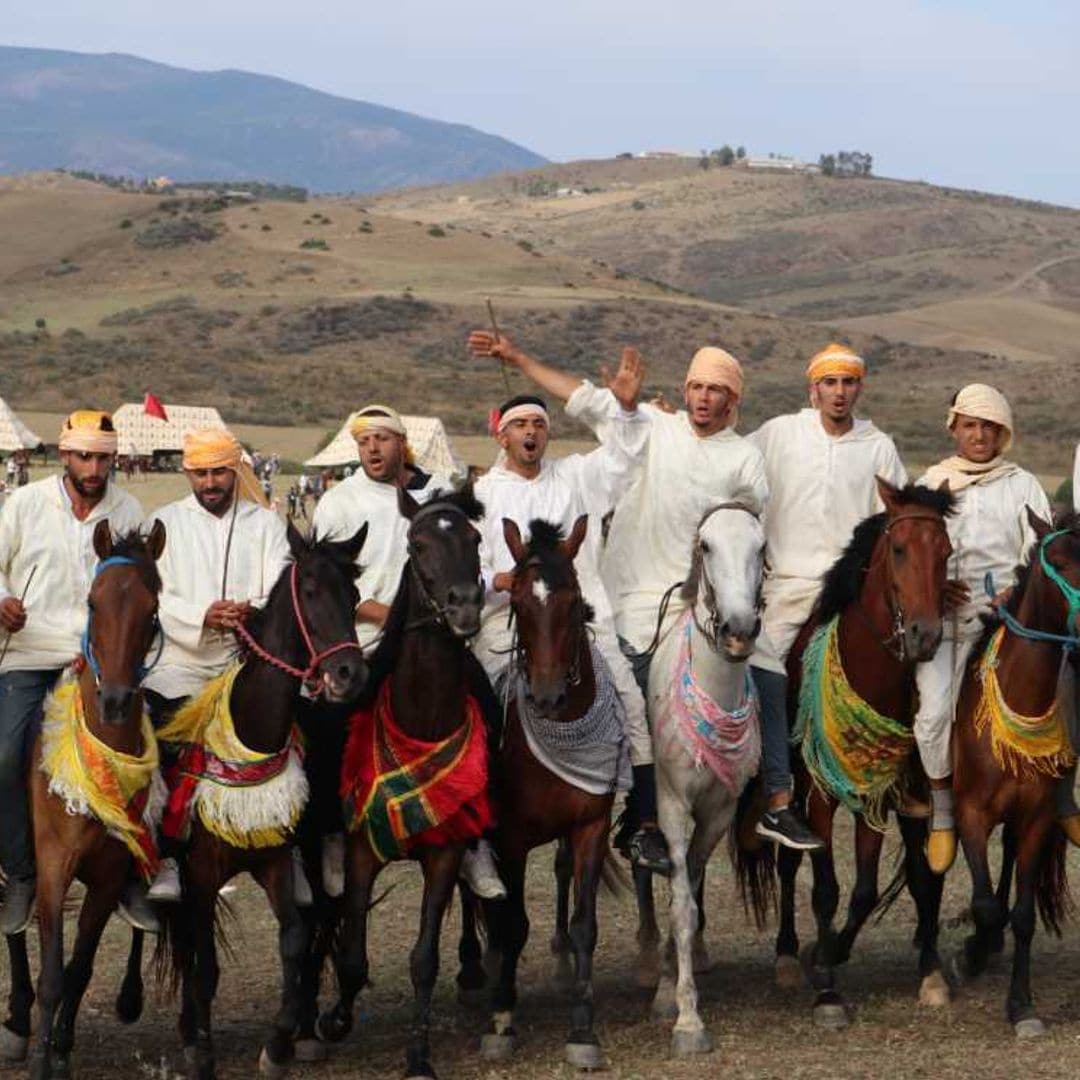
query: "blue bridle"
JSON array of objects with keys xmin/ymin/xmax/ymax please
[{"xmin": 81, "ymin": 555, "xmax": 164, "ymax": 685}]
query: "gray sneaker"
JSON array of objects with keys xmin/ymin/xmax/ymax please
[
  {"xmin": 755, "ymin": 807, "xmax": 824, "ymax": 851},
  {"xmin": 117, "ymin": 881, "xmax": 160, "ymax": 934},
  {"xmin": 0, "ymin": 877, "xmax": 35, "ymax": 936}
]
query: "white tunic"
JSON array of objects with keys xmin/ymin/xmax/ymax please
[
  {"xmin": 143, "ymin": 495, "xmax": 291, "ymax": 700},
  {"xmin": 1073, "ymin": 444, "xmax": 1079, "ymax": 514},
  {"xmin": 746, "ymin": 409, "xmax": 907, "ymax": 661},
  {"xmin": 0, "ymin": 476, "xmax": 143, "ymax": 672},
  {"xmin": 565, "ymin": 381, "xmax": 769, "ymax": 654},
  {"xmin": 312, "ymin": 469, "xmax": 453, "ymax": 650}
]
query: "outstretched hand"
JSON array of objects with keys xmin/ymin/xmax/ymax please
[
  {"xmin": 600, "ymin": 346, "xmax": 645, "ymax": 412},
  {"xmin": 467, "ymin": 330, "xmax": 522, "ymax": 366}
]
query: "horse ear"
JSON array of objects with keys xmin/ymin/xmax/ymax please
[
  {"xmin": 561, "ymin": 515, "xmax": 589, "ymax": 561},
  {"xmin": 1026, "ymin": 504, "xmax": 1052, "ymax": 540},
  {"xmin": 341, "ymin": 522, "xmax": 368, "ymax": 562},
  {"xmin": 93, "ymin": 520, "xmax": 113, "ymax": 561},
  {"xmin": 936, "ymin": 479, "xmax": 950, "ymax": 493},
  {"xmin": 875, "ymin": 475, "xmax": 901, "ymax": 513},
  {"xmin": 398, "ymin": 485, "xmax": 421, "ymax": 521},
  {"xmin": 286, "ymin": 520, "xmax": 307, "ymax": 559},
  {"xmin": 146, "ymin": 519, "xmax": 166, "ymax": 561},
  {"xmin": 503, "ymin": 518, "xmax": 526, "ymax": 564}
]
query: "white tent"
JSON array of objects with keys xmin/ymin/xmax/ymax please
[
  {"xmin": 306, "ymin": 414, "xmax": 466, "ymax": 482},
  {"xmin": 112, "ymin": 403, "xmax": 227, "ymax": 456},
  {"xmin": 0, "ymin": 399, "xmax": 43, "ymax": 452}
]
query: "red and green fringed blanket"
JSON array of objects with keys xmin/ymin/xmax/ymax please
[{"xmin": 341, "ymin": 681, "xmax": 492, "ymax": 862}]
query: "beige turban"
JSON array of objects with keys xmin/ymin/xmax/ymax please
[
  {"xmin": 684, "ymin": 347, "xmax": 744, "ymax": 401},
  {"xmin": 58, "ymin": 410, "xmax": 118, "ymax": 455},
  {"xmin": 349, "ymin": 405, "xmax": 408, "ymax": 439},
  {"xmin": 947, "ymin": 384, "xmax": 1014, "ymax": 452},
  {"xmin": 805, "ymin": 342, "xmax": 866, "ymax": 382},
  {"xmin": 182, "ymin": 428, "xmax": 269, "ymax": 507}
]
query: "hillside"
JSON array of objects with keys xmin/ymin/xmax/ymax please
[{"xmin": 0, "ymin": 46, "xmax": 545, "ymax": 192}]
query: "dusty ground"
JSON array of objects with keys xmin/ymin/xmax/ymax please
[{"xmin": 5, "ymin": 823, "xmax": 1080, "ymax": 1079}]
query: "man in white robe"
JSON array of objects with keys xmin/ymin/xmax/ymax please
[
  {"xmin": 0, "ymin": 411, "xmax": 145, "ymax": 933},
  {"xmin": 144, "ymin": 428, "xmax": 293, "ymax": 902},
  {"xmin": 744, "ymin": 343, "xmax": 907, "ymax": 847},
  {"xmin": 915, "ymin": 385, "xmax": 1052, "ymax": 872}
]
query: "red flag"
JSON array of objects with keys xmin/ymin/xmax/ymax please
[{"xmin": 144, "ymin": 392, "xmax": 168, "ymax": 421}]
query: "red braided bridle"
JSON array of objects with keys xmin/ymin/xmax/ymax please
[{"xmin": 231, "ymin": 562, "xmax": 363, "ymax": 693}]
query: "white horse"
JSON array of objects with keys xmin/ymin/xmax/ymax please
[{"xmin": 646, "ymin": 502, "xmax": 769, "ymax": 1056}]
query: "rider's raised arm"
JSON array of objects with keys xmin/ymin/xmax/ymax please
[{"xmin": 467, "ymin": 331, "xmax": 583, "ymax": 403}]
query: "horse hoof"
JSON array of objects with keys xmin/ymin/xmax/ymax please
[
  {"xmin": 1015, "ymin": 1017, "xmax": 1046, "ymax": 1039},
  {"xmin": 691, "ymin": 938, "xmax": 713, "ymax": 975},
  {"xmin": 480, "ymin": 1032, "xmax": 517, "ymax": 1061},
  {"xmin": 671, "ymin": 1027, "xmax": 713, "ymax": 1057},
  {"xmin": 0, "ymin": 1025, "xmax": 29, "ymax": 1063},
  {"xmin": 294, "ymin": 1038, "xmax": 327, "ymax": 1063},
  {"xmin": 115, "ymin": 990, "xmax": 143, "ymax": 1024},
  {"xmin": 52, "ymin": 1056, "xmax": 71, "ymax": 1080},
  {"xmin": 812, "ymin": 1002, "xmax": 849, "ymax": 1030},
  {"xmin": 28, "ymin": 1051, "xmax": 51, "ymax": 1080},
  {"xmin": 315, "ymin": 1010, "xmax": 350, "ymax": 1044},
  {"xmin": 258, "ymin": 1047, "xmax": 288, "ymax": 1079},
  {"xmin": 565, "ymin": 1040, "xmax": 605, "ymax": 1070},
  {"xmin": 918, "ymin": 971, "xmax": 950, "ymax": 1008},
  {"xmin": 775, "ymin": 954, "xmax": 803, "ymax": 991}
]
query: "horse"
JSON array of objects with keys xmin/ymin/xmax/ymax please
[
  {"xmin": 625, "ymin": 503, "xmax": 773, "ymax": 1056},
  {"xmin": 777, "ymin": 478, "xmax": 955, "ymax": 1027},
  {"xmin": 25, "ymin": 521, "xmax": 166, "ymax": 1080},
  {"xmin": 158, "ymin": 522, "xmax": 368, "ymax": 1080},
  {"xmin": 951, "ymin": 510, "xmax": 1079, "ymax": 1036},
  {"xmin": 471, "ymin": 515, "xmax": 627, "ymax": 1071},
  {"xmin": 320, "ymin": 486, "xmax": 488, "ymax": 1080}
]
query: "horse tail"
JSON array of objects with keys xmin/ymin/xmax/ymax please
[
  {"xmin": 600, "ymin": 841, "xmax": 633, "ymax": 899},
  {"xmin": 728, "ymin": 777, "xmax": 776, "ymax": 930},
  {"xmin": 872, "ymin": 844, "xmax": 908, "ymax": 925},
  {"xmin": 1035, "ymin": 825, "xmax": 1073, "ymax": 936},
  {"xmin": 152, "ymin": 892, "xmax": 237, "ymax": 996}
]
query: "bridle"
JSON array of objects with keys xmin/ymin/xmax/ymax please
[
  {"xmin": 405, "ymin": 501, "xmax": 483, "ymax": 635},
  {"xmin": 81, "ymin": 555, "xmax": 163, "ymax": 688},
  {"xmin": 232, "ymin": 560, "xmax": 363, "ymax": 693}
]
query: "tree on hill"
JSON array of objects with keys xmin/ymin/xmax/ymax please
[
  {"xmin": 819, "ymin": 150, "xmax": 873, "ymax": 177},
  {"xmin": 710, "ymin": 145, "xmax": 736, "ymax": 167},
  {"xmin": 699, "ymin": 150, "xmax": 711, "ymax": 171}
]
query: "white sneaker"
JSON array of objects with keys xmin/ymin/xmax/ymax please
[
  {"xmin": 322, "ymin": 833, "xmax": 345, "ymax": 899},
  {"xmin": 460, "ymin": 840, "xmax": 507, "ymax": 900},
  {"xmin": 292, "ymin": 847, "xmax": 313, "ymax": 907},
  {"xmin": 147, "ymin": 857, "xmax": 182, "ymax": 902}
]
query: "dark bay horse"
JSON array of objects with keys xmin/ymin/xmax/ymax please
[
  {"xmin": 26, "ymin": 521, "xmax": 166, "ymax": 1080},
  {"xmin": 159, "ymin": 522, "xmax": 368, "ymax": 1080},
  {"xmin": 778, "ymin": 478, "xmax": 954, "ymax": 1026},
  {"xmin": 320, "ymin": 487, "xmax": 487, "ymax": 1080},
  {"xmin": 952, "ymin": 510, "xmax": 1079, "ymax": 1035},
  {"xmin": 476, "ymin": 516, "xmax": 624, "ymax": 1071}
]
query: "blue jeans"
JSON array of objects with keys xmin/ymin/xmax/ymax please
[
  {"xmin": 0, "ymin": 668, "xmax": 63, "ymax": 882},
  {"xmin": 751, "ymin": 667, "xmax": 794, "ymax": 799}
]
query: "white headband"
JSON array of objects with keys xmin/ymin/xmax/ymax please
[{"xmin": 497, "ymin": 403, "xmax": 549, "ymax": 435}]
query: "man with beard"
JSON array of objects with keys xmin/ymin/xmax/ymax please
[
  {"xmin": 142, "ymin": 429, "xmax": 293, "ymax": 902},
  {"xmin": 0, "ymin": 411, "xmax": 145, "ymax": 933}
]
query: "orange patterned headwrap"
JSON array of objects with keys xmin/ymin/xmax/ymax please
[
  {"xmin": 805, "ymin": 342, "xmax": 866, "ymax": 383},
  {"xmin": 58, "ymin": 410, "xmax": 118, "ymax": 455},
  {"xmin": 684, "ymin": 347, "xmax": 744, "ymax": 400},
  {"xmin": 182, "ymin": 428, "xmax": 269, "ymax": 507}
]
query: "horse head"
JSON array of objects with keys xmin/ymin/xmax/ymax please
[
  {"xmin": 1021, "ymin": 508, "xmax": 1080, "ymax": 640},
  {"xmin": 89, "ymin": 520, "xmax": 166, "ymax": 726},
  {"xmin": 400, "ymin": 485, "xmax": 484, "ymax": 639},
  {"xmin": 282, "ymin": 521, "xmax": 369, "ymax": 703},
  {"xmin": 684, "ymin": 503, "xmax": 764, "ymax": 661},
  {"xmin": 875, "ymin": 477, "xmax": 954, "ymax": 662},
  {"xmin": 504, "ymin": 515, "xmax": 590, "ymax": 718}
]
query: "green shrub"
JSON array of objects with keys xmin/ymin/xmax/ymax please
[{"xmin": 427, "ymin": 226, "xmax": 447, "ymax": 238}]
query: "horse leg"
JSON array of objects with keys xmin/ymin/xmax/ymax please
[
  {"xmin": 774, "ymin": 845, "xmax": 804, "ymax": 989},
  {"xmin": 481, "ymin": 846, "xmax": 528, "ymax": 1062},
  {"xmin": 294, "ymin": 903, "xmax": 331, "ymax": 1062},
  {"xmin": 564, "ymin": 819, "xmax": 608, "ymax": 1069},
  {"xmin": 1006, "ymin": 820, "xmax": 1054, "ymax": 1037},
  {"xmin": 691, "ymin": 873, "xmax": 711, "ymax": 974},
  {"xmin": 550, "ymin": 838, "xmax": 575, "ymax": 988},
  {"xmin": 806, "ymin": 798, "xmax": 846, "ymax": 1028},
  {"xmin": 456, "ymin": 882, "xmax": 487, "ymax": 1000},
  {"xmin": 632, "ymin": 863, "xmax": 661, "ymax": 988},
  {"xmin": 115, "ymin": 929, "xmax": 145, "ymax": 1024},
  {"xmin": 29, "ymin": 864, "xmax": 69, "ymax": 1080},
  {"xmin": 893, "ymin": 815, "xmax": 948, "ymax": 1005},
  {"xmin": 989, "ymin": 824, "xmax": 1016, "ymax": 956},
  {"xmin": 1, "ymin": 932, "xmax": 33, "ymax": 1063},
  {"xmin": 254, "ymin": 850, "xmax": 310, "ymax": 1076},
  {"xmin": 834, "ymin": 818, "xmax": 884, "ymax": 964},
  {"xmin": 188, "ymin": 883, "xmax": 222, "ymax": 1080},
  {"xmin": 956, "ymin": 817, "xmax": 1000, "ymax": 982},
  {"xmin": 320, "ymin": 839, "xmax": 380, "ymax": 1043},
  {"xmin": 405, "ymin": 844, "xmax": 463, "ymax": 1080}
]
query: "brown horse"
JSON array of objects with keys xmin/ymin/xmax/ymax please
[
  {"xmin": 159, "ymin": 523, "xmax": 368, "ymax": 1080},
  {"xmin": 27, "ymin": 521, "xmax": 166, "ymax": 1080},
  {"xmin": 951, "ymin": 510, "xmax": 1079, "ymax": 1035},
  {"xmin": 777, "ymin": 478, "xmax": 954, "ymax": 1026},
  {"xmin": 320, "ymin": 487, "xmax": 487, "ymax": 1080}
]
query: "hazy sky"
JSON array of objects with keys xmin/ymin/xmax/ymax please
[{"xmin": 8, "ymin": 1, "xmax": 1078, "ymax": 206}]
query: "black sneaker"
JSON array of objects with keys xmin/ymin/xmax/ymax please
[
  {"xmin": 628, "ymin": 828, "xmax": 673, "ymax": 876},
  {"xmin": 755, "ymin": 807, "xmax": 824, "ymax": 852},
  {"xmin": 612, "ymin": 810, "xmax": 637, "ymax": 860}
]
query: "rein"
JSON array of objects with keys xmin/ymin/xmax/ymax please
[{"xmin": 231, "ymin": 561, "xmax": 363, "ymax": 692}]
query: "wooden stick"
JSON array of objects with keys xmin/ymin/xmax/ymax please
[
  {"xmin": 486, "ymin": 297, "xmax": 512, "ymax": 396},
  {"xmin": 0, "ymin": 564, "xmax": 37, "ymax": 668}
]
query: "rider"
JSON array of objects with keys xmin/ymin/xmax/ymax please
[
  {"xmin": 471, "ymin": 334, "xmax": 768, "ymax": 870},
  {"xmin": 0, "ymin": 411, "xmax": 146, "ymax": 934},
  {"xmin": 466, "ymin": 334, "xmax": 666, "ymax": 871},
  {"xmin": 915, "ymin": 384, "xmax": 1052, "ymax": 873},
  {"xmin": 143, "ymin": 429, "xmax": 294, "ymax": 903},
  {"xmin": 745, "ymin": 343, "xmax": 906, "ymax": 848}
]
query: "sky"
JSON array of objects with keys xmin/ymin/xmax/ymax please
[{"xmin": 7, "ymin": 0, "xmax": 1078, "ymax": 206}]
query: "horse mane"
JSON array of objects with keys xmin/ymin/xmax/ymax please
[
  {"xmin": 517, "ymin": 518, "xmax": 595, "ymax": 623},
  {"xmin": 110, "ymin": 529, "xmax": 162, "ymax": 595},
  {"xmin": 426, "ymin": 485, "xmax": 484, "ymax": 523},
  {"xmin": 815, "ymin": 484, "xmax": 955, "ymax": 624}
]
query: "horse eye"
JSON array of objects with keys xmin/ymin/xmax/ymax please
[
  {"xmin": 892, "ymin": 544, "xmax": 904, "ymax": 558},
  {"xmin": 700, "ymin": 541, "xmax": 711, "ymax": 554}
]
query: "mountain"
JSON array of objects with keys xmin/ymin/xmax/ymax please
[{"xmin": 0, "ymin": 46, "xmax": 546, "ymax": 192}]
